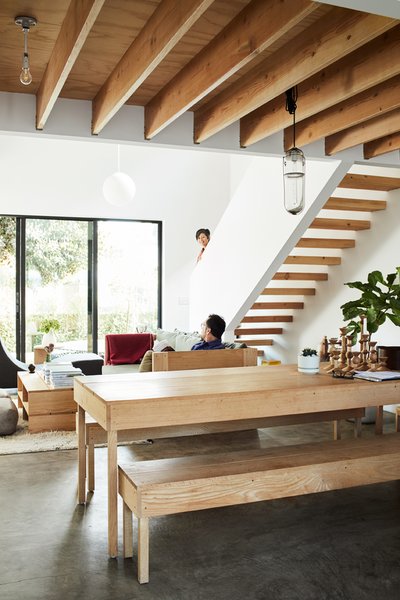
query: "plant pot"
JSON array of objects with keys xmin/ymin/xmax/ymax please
[{"xmin": 298, "ymin": 354, "xmax": 320, "ymax": 374}]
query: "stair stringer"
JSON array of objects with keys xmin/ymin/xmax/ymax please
[{"xmin": 189, "ymin": 155, "xmax": 352, "ymax": 338}]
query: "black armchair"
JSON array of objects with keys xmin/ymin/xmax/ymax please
[{"xmin": 0, "ymin": 337, "xmax": 28, "ymax": 388}]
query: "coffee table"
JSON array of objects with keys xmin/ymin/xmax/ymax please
[{"xmin": 17, "ymin": 371, "xmax": 76, "ymax": 432}]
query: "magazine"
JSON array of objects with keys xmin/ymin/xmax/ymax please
[{"xmin": 353, "ymin": 371, "xmax": 400, "ymax": 382}]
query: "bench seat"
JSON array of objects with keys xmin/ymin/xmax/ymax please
[
  {"xmin": 84, "ymin": 407, "xmax": 365, "ymax": 492},
  {"xmin": 119, "ymin": 433, "xmax": 400, "ymax": 583}
]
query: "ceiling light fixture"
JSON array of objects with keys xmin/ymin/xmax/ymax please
[
  {"xmin": 15, "ymin": 16, "xmax": 37, "ymax": 86},
  {"xmin": 103, "ymin": 145, "xmax": 136, "ymax": 207},
  {"xmin": 283, "ymin": 86, "xmax": 305, "ymax": 215}
]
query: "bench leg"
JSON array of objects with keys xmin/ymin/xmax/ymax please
[
  {"xmin": 88, "ymin": 441, "xmax": 95, "ymax": 492},
  {"xmin": 396, "ymin": 409, "xmax": 400, "ymax": 433},
  {"xmin": 333, "ymin": 420, "xmax": 341, "ymax": 440},
  {"xmin": 354, "ymin": 417, "xmax": 362, "ymax": 438},
  {"xmin": 123, "ymin": 501, "xmax": 133, "ymax": 558},
  {"xmin": 138, "ymin": 517, "xmax": 149, "ymax": 584}
]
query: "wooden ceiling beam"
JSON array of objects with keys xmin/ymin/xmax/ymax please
[
  {"xmin": 91, "ymin": 0, "xmax": 214, "ymax": 135},
  {"xmin": 240, "ymin": 26, "xmax": 400, "ymax": 147},
  {"xmin": 144, "ymin": 0, "xmax": 318, "ymax": 139},
  {"xmin": 364, "ymin": 131, "xmax": 400, "ymax": 159},
  {"xmin": 287, "ymin": 75, "xmax": 400, "ymax": 150},
  {"xmin": 36, "ymin": 0, "xmax": 105, "ymax": 130},
  {"xmin": 194, "ymin": 9, "xmax": 396, "ymax": 143},
  {"xmin": 325, "ymin": 108, "xmax": 400, "ymax": 155}
]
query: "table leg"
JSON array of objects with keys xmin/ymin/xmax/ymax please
[
  {"xmin": 108, "ymin": 429, "xmax": 118, "ymax": 558},
  {"xmin": 77, "ymin": 405, "xmax": 86, "ymax": 504},
  {"xmin": 375, "ymin": 405, "xmax": 383, "ymax": 435}
]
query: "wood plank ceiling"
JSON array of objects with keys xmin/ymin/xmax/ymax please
[{"xmin": 1, "ymin": 0, "xmax": 399, "ymax": 158}]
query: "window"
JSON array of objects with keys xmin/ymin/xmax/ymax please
[{"xmin": 0, "ymin": 216, "xmax": 161, "ymax": 361}]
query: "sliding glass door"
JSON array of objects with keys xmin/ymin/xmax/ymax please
[
  {"xmin": 25, "ymin": 219, "xmax": 89, "ymax": 361},
  {"xmin": 0, "ymin": 215, "xmax": 161, "ymax": 362},
  {"xmin": 0, "ymin": 217, "xmax": 17, "ymax": 354},
  {"xmin": 97, "ymin": 220, "xmax": 160, "ymax": 354}
]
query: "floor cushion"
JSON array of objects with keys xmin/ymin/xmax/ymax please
[{"xmin": 0, "ymin": 393, "xmax": 18, "ymax": 436}]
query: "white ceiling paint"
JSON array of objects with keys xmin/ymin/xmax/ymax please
[{"xmin": 313, "ymin": 0, "xmax": 400, "ymax": 19}]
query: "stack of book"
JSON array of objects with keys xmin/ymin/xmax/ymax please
[{"xmin": 41, "ymin": 363, "xmax": 83, "ymax": 387}]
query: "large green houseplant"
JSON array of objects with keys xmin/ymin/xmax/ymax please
[{"xmin": 341, "ymin": 267, "xmax": 400, "ymax": 343}]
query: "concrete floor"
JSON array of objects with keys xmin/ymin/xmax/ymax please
[{"xmin": 1, "ymin": 418, "xmax": 400, "ymax": 600}]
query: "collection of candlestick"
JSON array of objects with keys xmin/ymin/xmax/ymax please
[{"xmin": 323, "ymin": 326, "xmax": 388, "ymax": 375}]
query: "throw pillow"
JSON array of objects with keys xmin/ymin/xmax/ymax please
[
  {"xmin": 175, "ymin": 332, "xmax": 202, "ymax": 351},
  {"xmin": 139, "ymin": 350, "xmax": 153, "ymax": 372}
]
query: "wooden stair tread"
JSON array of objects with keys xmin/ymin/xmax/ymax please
[
  {"xmin": 338, "ymin": 173, "xmax": 400, "ymax": 191},
  {"xmin": 242, "ymin": 316, "xmax": 293, "ymax": 323},
  {"xmin": 251, "ymin": 302, "xmax": 304, "ymax": 309},
  {"xmin": 285, "ymin": 256, "xmax": 341, "ymax": 266},
  {"xmin": 296, "ymin": 238, "xmax": 355, "ymax": 249},
  {"xmin": 262, "ymin": 288, "xmax": 315, "ymax": 296},
  {"xmin": 324, "ymin": 198, "xmax": 386, "ymax": 211},
  {"xmin": 310, "ymin": 218, "xmax": 370, "ymax": 231},
  {"xmin": 235, "ymin": 328, "xmax": 283, "ymax": 335},
  {"xmin": 273, "ymin": 272, "xmax": 328, "ymax": 281}
]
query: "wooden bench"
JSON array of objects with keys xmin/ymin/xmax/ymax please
[{"xmin": 119, "ymin": 433, "xmax": 400, "ymax": 583}]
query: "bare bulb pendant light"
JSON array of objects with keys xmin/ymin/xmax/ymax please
[
  {"xmin": 103, "ymin": 145, "xmax": 136, "ymax": 207},
  {"xmin": 15, "ymin": 16, "xmax": 37, "ymax": 86},
  {"xmin": 283, "ymin": 86, "xmax": 305, "ymax": 215}
]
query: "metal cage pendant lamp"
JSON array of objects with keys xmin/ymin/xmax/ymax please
[{"xmin": 283, "ymin": 87, "xmax": 305, "ymax": 215}]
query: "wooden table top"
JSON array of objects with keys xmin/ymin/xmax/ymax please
[{"xmin": 74, "ymin": 365, "xmax": 400, "ymax": 431}]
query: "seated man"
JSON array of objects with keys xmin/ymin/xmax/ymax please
[{"xmin": 191, "ymin": 314, "xmax": 226, "ymax": 351}]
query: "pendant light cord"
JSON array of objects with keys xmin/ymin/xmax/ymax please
[{"xmin": 285, "ymin": 87, "xmax": 298, "ymax": 148}]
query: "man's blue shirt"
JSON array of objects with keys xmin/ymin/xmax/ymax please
[{"xmin": 191, "ymin": 339, "xmax": 225, "ymax": 351}]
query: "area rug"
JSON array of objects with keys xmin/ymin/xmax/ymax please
[{"xmin": 0, "ymin": 409, "xmax": 77, "ymax": 455}]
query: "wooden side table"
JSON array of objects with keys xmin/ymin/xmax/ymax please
[{"xmin": 17, "ymin": 371, "xmax": 76, "ymax": 433}]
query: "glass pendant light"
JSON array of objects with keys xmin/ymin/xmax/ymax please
[{"xmin": 283, "ymin": 87, "xmax": 305, "ymax": 215}]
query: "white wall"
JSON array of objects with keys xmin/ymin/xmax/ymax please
[{"xmin": 0, "ymin": 134, "xmax": 231, "ymax": 331}]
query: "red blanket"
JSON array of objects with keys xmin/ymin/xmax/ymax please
[{"xmin": 105, "ymin": 333, "xmax": 154, "ymax": 365}]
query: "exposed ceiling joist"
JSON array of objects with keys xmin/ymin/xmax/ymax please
[
  {"xmin": 286, "ymin": 74, "xmax": 400, "ymax": 150},
  {"xmin": 91, "ymin": 0, "xmax": 214, "ymax": 135},
  {"xmin": 364, "ymin": 131, "xmax": 400, "ymax": 159},
  {"xmin": 144, "ymin": 0, "xmax": 318, "ymax": 139},
  {"xmin": 36, "ymin": 0, "xmax": 105, "ymax": 130},
  {"xmin": 325, "ymin": 107, "xmax": 400, "ymax": 154},
  {"xmin": 240, "ymin": 26, "xmax": 400, "ymax": 148},
  {"xmin": 193, "ymin": 8, "xmax": 396, "ymax": 143}
]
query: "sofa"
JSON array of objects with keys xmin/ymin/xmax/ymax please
[{"xmin": 102, "ymin": 329, "xmax": 246, "ymax": 374}]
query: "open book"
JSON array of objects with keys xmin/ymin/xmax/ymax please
[{"xmin": 353, "ymin": 371, "xmax": 400, "ymax": 382}]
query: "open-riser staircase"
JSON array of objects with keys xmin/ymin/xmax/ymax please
[{"xmin": 234, "ymin": 173, "xmax": 400, "ymax": 357}]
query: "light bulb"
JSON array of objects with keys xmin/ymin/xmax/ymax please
[
  {"xmin": 103, "ymin": 172, "xmax": 136, "ymax": 207},
  {"xmin": 20, "ymin": 66, "xmax": 32, "ymax": 85}
]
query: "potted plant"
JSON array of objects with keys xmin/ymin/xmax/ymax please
[
  {"xmin": 39, "ymin": 317, "xmax": 61, "ymax": 346},
  {"xmin": 298, "ymin": 348, "xmax": 320, "ymax": 374},
  {"xmin": 341, "ymin": 267, "xmax": 400, "ymax": 343}
]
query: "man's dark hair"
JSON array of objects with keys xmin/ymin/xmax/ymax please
[
  {"xmin": 206, "ymin": 314, "xmax": 226, "ymax": 339},
  {"xmin": 195, "ymin": 228, "xmax": 210, "ymax": 240}
]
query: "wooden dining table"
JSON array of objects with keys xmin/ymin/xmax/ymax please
[{"xmin": 74, "ymin": 365, "xmax": 400, "ymax": 558}]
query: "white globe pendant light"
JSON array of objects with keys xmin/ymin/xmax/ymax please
[{"xmin": 103, "ymin": 145, "xmax": 136, "ymax": 207}]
